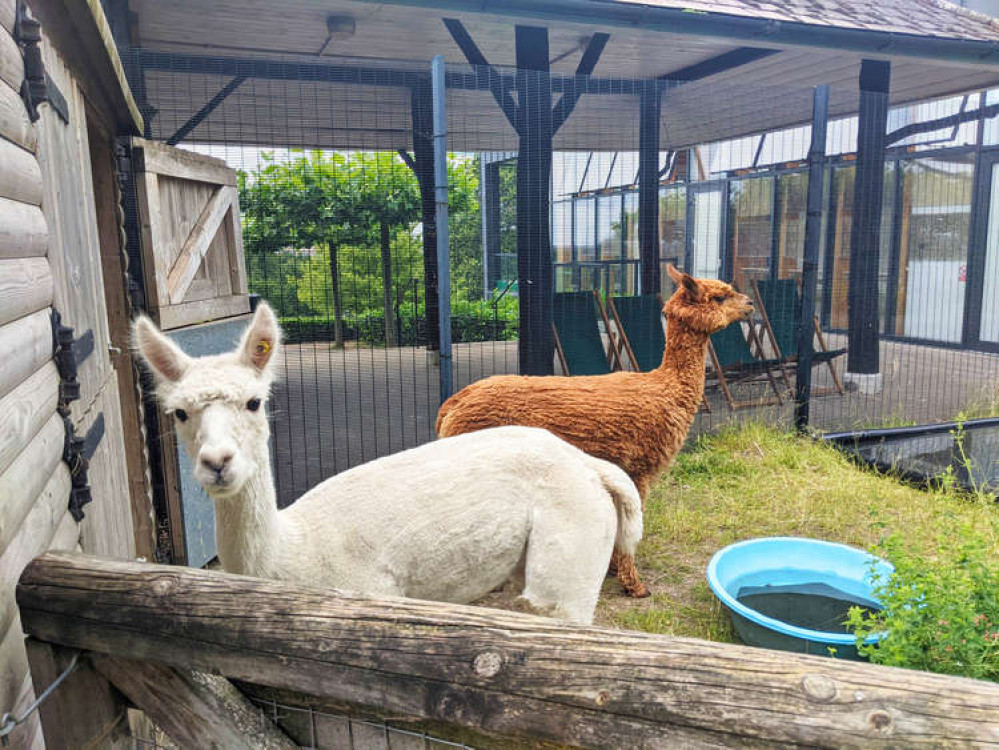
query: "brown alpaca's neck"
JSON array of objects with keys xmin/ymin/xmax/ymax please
[{"xmin": 656, "ymin": 319, "xmax": 710, "ymax": 406}]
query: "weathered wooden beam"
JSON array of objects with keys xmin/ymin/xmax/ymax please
[
  {"xmin": 0, "ymin": 309, "xmax": 54, "ymax": 402},
  {"xmin": 0, "ymin": 28, "xmax": 23, "ymax": 93},
  {"xmin": 0, "ymin": 257, "xmax": 53, "ymax": 328},
  {"xmin": 17, "ymin": 553, "xmax": 999, "ymax": 750},
  {"xmin": 25, "ymin": 640, "xmax": 131, "ymax": 750},
  {"xmin": 0, "ymin": 197, "xmax": 47, "ymax": 259},
  {"xmin": 92, "ymin": 655, "xmax": 296, "ymax": 749},
  {"xmin": 133, "ymin": 138, "xmax": 237, "ymax": 186},
  {"xmin": 166, "ymin": 185, "xmax": 235, "ymax": 304},
  {"xmin": 0, "ymin": 361, "xmax": 58, "ymax": 476},
  {"xmin": 0, "ymin": 137, "xmax": 43, "ymax": 206},
  {"xmin": 0, "ymin": 81, "xmax": 36, "ymax": 152}
]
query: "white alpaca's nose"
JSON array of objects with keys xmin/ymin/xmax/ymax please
[{"xmin": 200, "ymin": 447, "xmax": 234, "ymax": 474}]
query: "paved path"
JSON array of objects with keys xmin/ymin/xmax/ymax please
[{"xmin": 268, "ymin": 337, "xmax": 999, "ymax": 507}]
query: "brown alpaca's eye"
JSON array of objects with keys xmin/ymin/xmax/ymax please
[
  {"xmin": 174, "ymin": 409, "xmax": 188, "ymax": 422},
  {"xmin": 712, "ymin": 295, "xmax": 726, "ymax": 304},
  {"xmin": 246, "ymin": 398, "xmax": 261, "ymax": 412}
]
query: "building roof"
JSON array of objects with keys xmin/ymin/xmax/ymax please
[
  {"xmin": 124, "ymin": 0, "xmax": 999, "ymax": 152},
  {"xmin": 611, "ymin": 0, "xmax": 999, "ymax": 43}
]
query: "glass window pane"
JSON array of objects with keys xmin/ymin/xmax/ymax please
[
  {"xmin": 728, "ymin": 176, "xmax": 773, "ymax": 291},
  {"xmin": 623, "ymin": 192, "xmax": 639, "ymax": 260},
  {"xmin": 576, "ymin": 198, "xmax": 596, "ymax": 262},
  {"xmin": 597, "ymin": 194, "xmax": 622, "ymax": 260}
]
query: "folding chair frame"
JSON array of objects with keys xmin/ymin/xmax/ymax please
[
  {"xmin": 750, "ymin": 277, "xmax": 845, "ymax": 396},
  {"xmin": 552, "ymin": 290, "xmax": 624, "ymax": 375}
]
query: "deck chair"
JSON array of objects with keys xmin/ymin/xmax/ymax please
[
  {"xmin": 607, "ymin": 293, "xmax": 712, "ymax": 413},
  {"xmin": 706, "ymin": 321, "xmax": 786, "ymax": 410},
  {"xmin": 751, "ymin": 277, "xmax": 846, "ymax": 395},
  {"xmin": 552, "ymin": 291, "xmax": 623, "ymax": 375}
]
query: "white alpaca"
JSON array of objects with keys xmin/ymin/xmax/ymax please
[{"xmin": 133, "ymin": 304, "xmax": 642, "ymax": 624}]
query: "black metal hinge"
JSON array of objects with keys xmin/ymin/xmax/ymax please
[
  {"xmin": 13, "ymin": 0, "xmax": 69, "ymax": 123},
  {"xmin": 63, "ymin": 412, "xmax": 104, "ymax": 522},
  {"xmin": 51, "ymin": 310, "xmax": 94, "ymax": 412}
]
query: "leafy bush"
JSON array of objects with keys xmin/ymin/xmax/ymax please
[
  {"xmin": 847, "ymin": 518, "xmax": 999, "ymax": 681},
  {"xmin": 278, "ymin": 296, "xmax": 518, "ymax": 346}
]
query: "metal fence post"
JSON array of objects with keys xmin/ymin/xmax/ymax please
[
  {"xmin": 431, "ymin": 55, "xmax": 453, "ymax": 404},
  {"xmin": 795, "ymin": 84, "xmax": 830, "ymax": 430}
]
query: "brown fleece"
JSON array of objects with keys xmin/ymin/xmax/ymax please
[{"xmin": 437, "ymin": 266, "xmax": 753, "ymax": 598}]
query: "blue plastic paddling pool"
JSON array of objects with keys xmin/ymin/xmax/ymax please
[{"xmin": 707, "ymin": 537, "xmax": 893, "ymax": 659}]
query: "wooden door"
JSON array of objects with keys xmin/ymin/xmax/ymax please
[{"xmin": 132, "ymin": 139, "xmax": 249, "ymax": 329}]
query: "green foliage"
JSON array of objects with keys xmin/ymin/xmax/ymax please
[
  {"xmin": 238, "ymin": 150, "xmax": 484, "ymax": 327},
  {"xmin": 278, "ymin": 296, "xmax": 518, "ymax": 346},
  {"xmin": 847, "ymin": 519, "xmax": 999, "ymax": 681}
]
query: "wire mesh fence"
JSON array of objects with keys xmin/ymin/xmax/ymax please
[
  {"xmin": 122, "ymin": 48, "xmax": 999, "ymax": 508},
  {"xmin": 128, "ymin": 700, "xmax": 476, "ymax": 750}
]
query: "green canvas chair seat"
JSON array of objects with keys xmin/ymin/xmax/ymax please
[
  {"xmin": 706, "ymin": 321, "xmax": 785, "ymax": 410},
  {"xmin": 752, "ymin": 277, "xmax": 846, "ymax": 395},
  {"xmin": 608, "ymin": 293, "xmax": 712, "ymax": 413},
  {"xmin": 552, "ymin": 291, "xmax": 620, "ymax": 375},
  {"xmin": 608, "ymin": 294, "xmax": 665, "ymax": 372}
]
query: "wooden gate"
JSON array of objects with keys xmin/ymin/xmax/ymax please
[{"xmin": 133, "ymin": 139, "xmax": 249, "ymax": 329}]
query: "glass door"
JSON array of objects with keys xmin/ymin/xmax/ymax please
[{"xmin": 966, "ymin": 153, "xmax": 999, "ymax": 349}]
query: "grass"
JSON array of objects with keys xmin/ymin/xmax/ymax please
[{"xmin": 594, "ymin": 422, "xmax": 999, "ymax": 641}]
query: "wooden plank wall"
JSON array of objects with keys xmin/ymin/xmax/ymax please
[
  {"xmin": 0, "ymin": 3, "xmax": 140, "ymax": 745},
  {"xmin": 0, "ymin": 4, "xmax": 79, "ymax": 746}
]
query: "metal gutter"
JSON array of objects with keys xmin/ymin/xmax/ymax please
[{"xmin": 358, "ymin": 0, "xmax": 999, "ymax": 68}]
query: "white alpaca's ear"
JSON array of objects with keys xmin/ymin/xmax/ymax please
[
  {"xmin": 237, "ymin": 302, "xmax": 281, "ymax": 374},
  {"xmin": 132, "ymin": 316, "xmax": 191, "ymax": 383},
  {"xmin": 666, "ymin": 264, "xmax": 702, "ymax": 303}
]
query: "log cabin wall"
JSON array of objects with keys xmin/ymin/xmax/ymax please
[{"xmin": 0, "ymin": 0, "xmax": 148, "ymax": 745}]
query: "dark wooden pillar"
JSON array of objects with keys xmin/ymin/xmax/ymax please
[
  {"xmin": 482, "ymin": 161, "xmax": 502, "ymax": 295},
  {"xmin": 411, "ymin": 77, "xmax": 440, "ymax": 352},
  {"xmin": 639, "ymin": 82, "xmax": 661, "ymax": 295},
  {"xmin": 515, "ymin": 26, "xmax": 555, "ymax": 375},
  {"xmin": 847, "ymin": 60, "xmax": 890, "ymax": 376}
]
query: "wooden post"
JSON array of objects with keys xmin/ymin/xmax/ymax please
[
  {"xmin": 17, "ymin": 552, "xmax": 999, "ymax": 750},
  {"xmin": 25, "ymin": 639, "xmax": 130, "ymax": 750},
  {"xmin": 847, "ymin": 60, "xmax": 890, "ymax": 379},
  {"xmin": 92, "ymin": 655, "xmax": 296, "ymax": 749},
  {"xmin": 411, "ymin": 77, "xmax": 440, "ymax": 354},
  {"xmin": 515, "ymin": 25, "xmax": 555, "ymax": 376},
  {"xmin": 638, "ymin": 81, "xmax": 662, "ymax": 295}
]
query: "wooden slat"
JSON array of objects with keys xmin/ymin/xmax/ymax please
[
  {"xmin": 0, "ymin": 197, "xmax": 47, "ymax": 259},
  {"xmin": 75, "ymin": 376, "xmax": 136, "ymax": 559},
  {"xmin": 166, "ymin": 184, "xmax": 234, "ymax": 303},
  {"xmin": 93, "ymin": 656, "xmax": 296, "ymax": 749},
  {"xmin": 0, "ymin": 0, "xmax": 14, "ymax": 34},
  {"xmin": 18, "ymin": 553, "xmax": 999, "ymax": 750},
  {"xmin": 0, "ymin": 137, "xmax": 42, "ymax": 206},
  {"xmin": 8, "ymin": 668, "xmax": 43, "ymax": 749},
  {"xmin": 0, "ymin": 611, "xmax": 29, "ymax": 726},
  {"xmin": 134, "ymin": 138, "xmax": 237, "ymax": 186},
  {"xmin": 0, "ymin": 309, "xmax": 54, "ymax": 401},
  {"xmin": 26, "ymin": 640, "xmax": 131, "ymax": 750},
  {"xmin": 0, "ymin": 465, "xmax": 71, "ymax": 640},
  {"xmin": 0, "ymin": 361, "xmax": 58, "ymax": 477},
  {"xmin": 0, "ymin": 414, "xmax": 64, "ymax": 560},
  {"xmin": 0, "ymin": 83, "xmax": 36, "ymax": 152},
  {"xmin": 158, "ymin": 293, "xmax": 250, "ymax": 331},
  {"xmin": 226, "ymin": 189, "xmax": 248, "ymax": 296},
  {"xmin": 0, "ymin": 257, "xmax": 53, "ymax": 328},
  {"xmin": 0, "ymin": 28, "xmax": 22, "ymax": 94},
  {"xmin": 135, "ymin": 170, "xmax": 166, "ymax": 310}
]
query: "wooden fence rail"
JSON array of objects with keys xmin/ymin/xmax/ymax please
[{"xmin": 16, "ymin": 552, "xmax": 999, "ymax": 749}]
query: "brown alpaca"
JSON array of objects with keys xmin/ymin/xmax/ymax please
[{"xmin": 436, "ymin": 265, "xmax": 753, "ymax": 598}]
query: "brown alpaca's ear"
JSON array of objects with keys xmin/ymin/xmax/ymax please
[
  {"xmin": 237, "ymin": 302, "xmax": 281, "ymax": 374},
  {"xmin": 132, "ymin": 316, "xmax": 191, "ymax": 383},
  {"xmin": 666, "ymin": 264, "xmax": 703, "ymax": 303}
]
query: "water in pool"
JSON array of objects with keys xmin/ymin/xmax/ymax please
[{"xmin": 736, "ymin": 581, "xmax": 882, "ymax": 634}]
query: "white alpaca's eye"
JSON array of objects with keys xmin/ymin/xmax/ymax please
[
  {"xmin": 175, "ymin": 409, "xmax": 188, "ymax": 422},
  {"xmin": 246, "ymin": 398, "xmax": 261, "ymax": 412}
]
